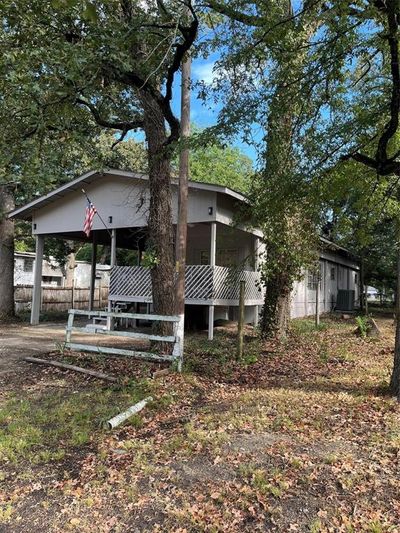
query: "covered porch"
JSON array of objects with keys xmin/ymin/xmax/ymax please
[
  {"xmin": 30, "ymin": 221, "xmax": 263, "ymax": 339},
  {"xmin": 9, "ymin": 170, "xmax": 264, "ymax": 340}
]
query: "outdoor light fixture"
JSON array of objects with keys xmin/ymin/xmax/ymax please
[
  {"xmin": 33, "ymin": 223, "xmax": 37, "ymax": 230},
  {"xmin": 208, "ymin": 207, "xmax": 213, "ymax": 215},
  {"xmin": 108, "ymin": 216, "xmax": 113, "ymax": 223}
]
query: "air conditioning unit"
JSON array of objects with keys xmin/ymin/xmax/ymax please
[{"xmin": 336, "ymin": 289, "xmax": 355, "ymax": 312}]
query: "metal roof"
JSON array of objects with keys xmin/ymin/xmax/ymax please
[{"xmin": 8, "ymin": 169, "xmax": 248, "ymax": 221}]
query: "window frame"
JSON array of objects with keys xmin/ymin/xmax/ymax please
[{"xmin": 23, "ymin": 258, "xmax": 34, "ymax": 272}]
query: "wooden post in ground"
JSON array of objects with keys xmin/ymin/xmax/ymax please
[
  {"xmin": 253, "ymin": 236, "xmax": 260, "ymax": 326},
  {"xmin": 315, "ymin": 266, "xmax": 320, "ymax": 328},
  {"xmin": 237, "ymin": 280, "xmax": 245, "ymax": 360},
  {"xmin": 360, "ymin": 255, "xmax": 365, "ymax": 312}
]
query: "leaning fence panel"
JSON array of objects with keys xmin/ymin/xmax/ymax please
[{"xmin": 64, "ymin": 309, "xmax": 182, "ymax": 369}]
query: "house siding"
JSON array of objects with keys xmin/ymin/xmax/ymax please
[{"xmin": 290, "ymin": 258, "xmax": 359, "ymax": 319}]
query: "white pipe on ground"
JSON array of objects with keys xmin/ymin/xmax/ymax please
[{"xmin": 106, "ymin": 396, "xmax": 153, "ymax": 430}]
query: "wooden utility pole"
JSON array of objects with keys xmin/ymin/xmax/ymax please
[{"xmin": 175, "ymin": 6, "xmax": 191, "ymax": 365}]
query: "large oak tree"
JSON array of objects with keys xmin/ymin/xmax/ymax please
[{"xmin": 1, "ymin": 0, "xmax": 198, "ymax": 320}]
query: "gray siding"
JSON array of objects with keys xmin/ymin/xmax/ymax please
[
  {"xmin": 33, "ymin": 174, "xmax": 218, "ymax": 236},
  {"xmin": 291, "ymin": 258, "xmax": 359, "ymax": 318}
]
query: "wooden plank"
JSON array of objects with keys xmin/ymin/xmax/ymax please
[
  {"xmin": 108, "ymin": 294, "xmax": 152, "ymax": 304},
  {"xmin": 24, "ymin": 357, "xmax": 117, "ymax": 382},
  {"xmin": 68, "ymin": 326, "xmax": 176, "ymax": 343},
  {"xmin": 69, "ymin": 309, "xmax": 180, "ymax": 322},
  {"xmin": 65, "ymin": 311, "xmax": 75, "ymax": 344},
  {"xmin": 65, "ymin": 342, "xmax": 174, "ymax": 362}
]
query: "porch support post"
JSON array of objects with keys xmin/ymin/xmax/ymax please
[
  {"xmin": 110, "ymin": 228, "xmax": 117, "ymax": 267},
  {"xmin": 254, "ymin": 236, "xmax": 260, "ymax": 327},
  {"xmin": 208, "ymin": 222, "xmax": 217, "ymax": 340},
  {"xmin": 89, "ymin": 232, "xmax": 97, "ymax": 311},
  {"xmin": 108, "ymin": 229, "xmax": 117, "ymax": 329},
  {"xmin": 31, "ymin": 235, "xmax": 44, "ymax": 325}
]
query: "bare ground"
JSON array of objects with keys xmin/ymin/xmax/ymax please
[{"xmin": 0, "ymin": 316, "xmax": 399, "ymax": 532}]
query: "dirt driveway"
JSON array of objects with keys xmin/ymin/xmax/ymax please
[
  {"xmin": 0, "ymin": 322, "xmax": 68, "ymax": 374},
  {"xmin": 0, "ymin": 320, "xmax": 148, "ymax": 376}
]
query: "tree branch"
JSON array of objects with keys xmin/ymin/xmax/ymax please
[
  {"xmin": 205, "ymin": 0, "xmax": 265, "ymax": 26},
  {"xmin": 76, "ymin": 97, "xmax": 144, "ymax": 131},
  {"xmin": 343, "ymin": 1, "xmax": 400, "ymax": 177},
  {"xmin": 376, "ymin": 0, "xmax": 400, "ymax": 164}
]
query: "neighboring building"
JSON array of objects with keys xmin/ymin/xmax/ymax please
[
  {"xmin": 9, "ymin": 169, "xmax": 360, "ymax": 337},
  {"xmin": 14, "ymin": 251, "xmax": 110, "ymax": 288},
  {"xmin": 15, "ymin": 251, "xmax": 64, "ymax": 287}
]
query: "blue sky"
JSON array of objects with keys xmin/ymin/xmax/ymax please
[{"xmin": 169, "ymin": 54, "xmax": 259, "ymax": 165}]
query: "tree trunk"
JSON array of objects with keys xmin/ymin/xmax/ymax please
[
  {"xmin": 140, "ymin": 92, "xmax": 175, "ymax": 325},
  {"xmin": 261, "ymin": 272, "xmax": 291, "ymax": 339},
  {"xmin": 390, "ymin": 219, "xmax": 400, "ymax": 398},
  {"xmin": 99, "ymin": 245, "xmax": 110, "ymax": 265},
  {"xmin": 0, "ymin": 185, "xmax": 15, "ymax": 319},
  {"xmin": 64, "ymin": 246, "xmax": 76, "ymax": 288}
]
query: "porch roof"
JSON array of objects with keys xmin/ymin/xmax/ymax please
[{"xmin": 9, "ymin": 169, "xmax": 248, "ymax": 221}]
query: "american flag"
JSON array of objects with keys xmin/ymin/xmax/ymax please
[{"xmin": 83, "ymin": 199, "xmax": 97, "ymax": 237}]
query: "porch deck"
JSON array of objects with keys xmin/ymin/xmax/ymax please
[{"xmin": 109, "ymin": 265, "xmax": 263, "ymax": 306}]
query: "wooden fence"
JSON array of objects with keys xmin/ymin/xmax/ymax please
[{"xmin": 15, "ymin": 285, "xmax": 109, "ymax": 312}]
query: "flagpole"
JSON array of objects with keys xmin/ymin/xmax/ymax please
[{"xmin": 81, "ymin": 189, "xmax": 112, "ymax": 238}]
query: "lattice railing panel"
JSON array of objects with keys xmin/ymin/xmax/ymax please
[
  {"xmin": 110, "ymin": 265, "xmax": 263, "ymax": 303},
  {"xmin": 185, "ymin": 265, "xmax": 214, "ymax": 299},
  {"xmin": 110, "ymin": 265, "xmax": 152, "ymax": 299}
]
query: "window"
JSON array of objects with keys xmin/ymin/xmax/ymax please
[
  {"xmin": 200, "ymin": 250, "xmax": 209, "ymax": 265},
  {"xmin": 200, "ymin": 249, "xmax": 238, "ymax": 267},
  {"xmin": 42, "ymin": 276, "xmax": 62, "ymax": 287},
  {"xmin": 330, "ymin": 267, "xmax": 335, "ymax": 280},
  {"xmin": 218, "ymin": 249, "xmax": 238, "ymax": 267},
  {"xmin": 355, "ymin": 273, "xmax": 358, "ymax": 285},
  {"xmin": 23, "ymin": 258, "xmax": 34, "ymax": 272},
  {"xmin": 307, "ymin": 271, "xmax": 319, "ymax": 290}
]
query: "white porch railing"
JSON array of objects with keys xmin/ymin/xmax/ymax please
[{"xmin": 109, "ymin": 265, "xmax": 263, "ymax": 306}]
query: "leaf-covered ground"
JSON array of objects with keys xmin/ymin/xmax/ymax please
[{"xmin": 0, "ymin": 316, "xmax": 399, "ymax": 532}]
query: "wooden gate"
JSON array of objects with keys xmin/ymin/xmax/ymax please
[{"xmin": 65, "ymin": 309, "xmax": 183, "ymax": 370}]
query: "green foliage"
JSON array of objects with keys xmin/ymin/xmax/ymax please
[
  {"xmin": 189, "ymin": 142, "xmax": 253, "ymax": 193},
  {"xmin": 291, "ymin": 319, "xmax": 329, "ymax": 336},
  {"xmin": 141, "ymin": 250, "xmax": 160, "ymax": 269},
  {"xmin": 355, "ymin": 316, "xmax": 369, "ymax": 339}
]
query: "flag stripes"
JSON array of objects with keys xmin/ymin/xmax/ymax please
[{"xmin": 83, "ymin": 199, "xmax": 97, "ymax": 237}]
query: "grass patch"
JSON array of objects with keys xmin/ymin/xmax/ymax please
[
  {"xmin": 290, "ymin": 318, "xmax": 329, "ymax": 335},
  {"xmin": 0, "ymin": 381, "xmax": 152, "ymax": 464}
]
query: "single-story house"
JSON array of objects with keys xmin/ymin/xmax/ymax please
[
  {"xmin": 14, "ymin": 251, "xmax": 110, "ymax": 288},
  {"xmin": 9, "ymin": 169, "xmax": 359, "ymax": 338}
]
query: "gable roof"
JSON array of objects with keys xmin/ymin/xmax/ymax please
[{"xmin": 9, "ymin": 169, "xmax": 248, "ymax": 221}]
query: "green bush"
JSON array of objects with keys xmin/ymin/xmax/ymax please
[{"xmin": 355, "ymin": 315, "xmax": 369, "ymax": 338}]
